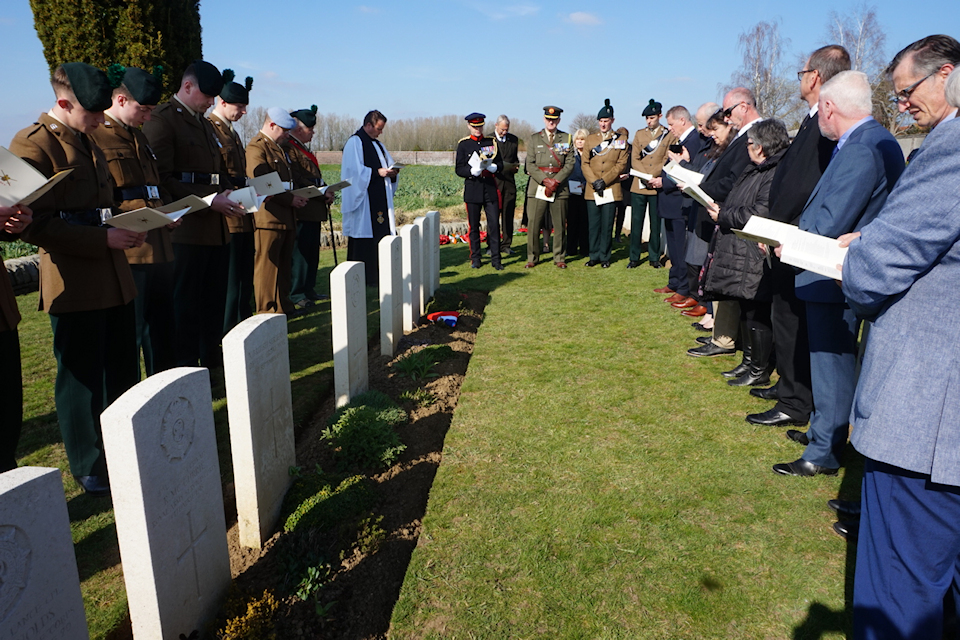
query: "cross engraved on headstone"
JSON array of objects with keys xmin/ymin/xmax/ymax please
[{"xmin": 176, "ymin": 511, "xmax": 207, "ymax": 600}]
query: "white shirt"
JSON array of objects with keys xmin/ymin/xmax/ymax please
[
  {"xmin": 677, "ymin": 125, "xmax": 695, "ymax": 143},
  {"xmin": 735, "ymin": 117, "xmax": 763, "ymax": 138}
]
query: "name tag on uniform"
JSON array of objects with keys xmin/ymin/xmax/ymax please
[{"xmin": 146, "ymin": 185, "xmax": 160, "ymax": 200}]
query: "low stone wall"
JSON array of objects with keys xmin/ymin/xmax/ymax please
[{"xmin": 5, "ymin": 255, "xmax": 40, "ymax": 295}]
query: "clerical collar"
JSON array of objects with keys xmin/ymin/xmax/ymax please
[
  {"xmin": 173, "ymin": 94, "xmax": 198, "ymax": 118},
  {"xmin": 677, "ymin": 125, "xmax": 694, "ymax": 143},
  {"xmin": 47, "ymin": 110, "xmax": 78, "ymax": 137}
]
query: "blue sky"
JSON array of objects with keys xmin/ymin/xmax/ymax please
[{"xmin": 1, "ymin": 1, "xmax": 957, "ymax": 144}]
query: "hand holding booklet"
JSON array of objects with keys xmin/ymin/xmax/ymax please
[
  {"xmin": 734, "ymin": 216, "xmax": 847, "ymax": 280},
  {"xmin": 0, "ymin": 146, "xmax": 74, "ymax": 207},
  {"xmin": 629, "ymin": 169, "xmax": 654, "ymax": 182},
  {"xmin": 662, "ymin": 160, "xmax": 703, "ymax": 187},
  {"xmin": 103, "ymin": 195, "xmax": 210, "ymax": 233}
]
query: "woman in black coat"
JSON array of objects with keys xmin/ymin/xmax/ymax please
[{"xmin": 701, "ymin": 119, "xmax": 791, "ymax": 386}]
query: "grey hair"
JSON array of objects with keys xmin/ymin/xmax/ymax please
[
  {"xmin": 748, "ymin": 119, "xmax": 790, "ymax": 157},
  {"xmin": 887, "ymin": 35, "xmax": 960, "ymax": 79},
  {"xmin": 665, "ymin": 105, "xmax": 691, "ymax": 122},
  {"xmin": 820, "ymin": 70, "xmax": 873, "ymax": 118},
  {"xmin": 695, "ymin": 102, "xmax": 720, "ymax": 125},
  {"xmin": 946, "ymin": 68, "xmax": 960, "ymax": 108},
  {"xmin": 496, "ymin": 114, "xmax": 510, "ymax": 126}
]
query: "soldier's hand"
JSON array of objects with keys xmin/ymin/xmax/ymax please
[
  {"xmin": 647, "ymin": 177, "xmax": 663, "ymax": 189},
  {"xmin": 1, "ymin": 204, "xmax": 33, "ymax": 233},
  {"xmin": 291, "ymin": 196, "xmax": 308, "ymax": 208},
  {"xmin": 592, "ymin": 179, "xmax": 605, "ymax": 195},
  {"xmin": 324, "ymin": 192, "xmax": 336, "ymax": 205},
  {"xmin": 107, "ymin": 228, "xmax": 145, "ymax": 250},
  {"xmin": 212, "ymin": 191, "xmax": 244, "ymax": 217}
]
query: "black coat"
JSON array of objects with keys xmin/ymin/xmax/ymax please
[
  {"xmin": 767, "ymin": 111, "xmax": 835, "ymax": 224},
  {"xmin": 659, "ymin": 129, "xmax": 704, "ymax": 220},
  {"xmin": 702, "ymin": 149, "xmax": 786, "ymax": 302},
  {"xmin": 456, "ymin": 135, "xmax": 503, "ymax": 203},
  {"xmin": 699, "ymin": 133, "xmax": 751, "ymax": 204}
]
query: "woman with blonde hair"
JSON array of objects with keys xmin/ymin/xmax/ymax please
[{"xmin": 566, "ymin": 128, "xmax": 591, "ymax": 257}]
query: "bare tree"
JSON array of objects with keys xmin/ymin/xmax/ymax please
[
  {"xmin": 235, "ymin": 106, "xmax": 267, "ymax": 146},
  {"xmin": 725, "ymin": 20, "xmax": 797, "ymax": 121},
  {"xmin": 569, "ymin": 112, "xmax": 599, "ymax": 135}
]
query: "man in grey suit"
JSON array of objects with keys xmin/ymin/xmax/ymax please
[{"xmin": 772, "ymin": 70, "xmax": 904, "ymax": 478}]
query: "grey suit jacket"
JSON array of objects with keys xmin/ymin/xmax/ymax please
[{"xmin": 843, "ymin": 117, "xmax": 960, "ymax": 485}]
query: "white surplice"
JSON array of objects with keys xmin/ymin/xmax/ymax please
[{"xmin": 340, "ymin": 134, "xmax": 398, "ymax": 238}]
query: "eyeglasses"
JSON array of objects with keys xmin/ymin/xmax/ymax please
[
  {"xmin": 797, "ymin": 68, "xmax": 817, "ymax": 81},
  {"xmin": 721, "ymin": 102, "xmax": 743, "ymax": 119},
  {"xmin": 894, "ymin": 69, "xmax": 939, "ymax": 104}
]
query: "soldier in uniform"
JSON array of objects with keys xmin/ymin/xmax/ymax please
[
  {"xmin": 209, "ymin": 71, "xmax": 255, "ymax": 334},
  {"xmin": 13, "ymin": 63, "xmax": 145, "ymax": 496},
  {"xmin": 454, "ymin": 113, "xmax": 504, "ymax": 270},
  {"xmin": 0, "ymin": 203, "xmax": 33, "ymax": 473},
  {"xmin": 581, "ymin": 99, "xmax": 629, "ymax": 268},
  {"xmin": 524, "ymin": 106, "xmax": 574, "ymax": 268},
  {"xmin": 143, "ymin": 60, "xmax": 241, "ymax": 368},
  {"xmin": 493, "ymin": 115, "xmax": 519, "ymax": 256},
  {"xmin": 628, "ymin": 99, "xmax": 674, "ymax": 269},
  {"xmin": 90, "ymin": 65, "xmax": 176, "ymax": 376},
  {"xmin": 246, "ymin": 107, "xmax": 308, "ymax": 315},
  {"xmin": 286, "ymin": 105, "xmax": 334, "ymax": 309}
]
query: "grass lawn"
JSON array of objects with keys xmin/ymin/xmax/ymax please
[{"xmin": 391, "ymin": 240, "xmax": 860, "ymax": 639}]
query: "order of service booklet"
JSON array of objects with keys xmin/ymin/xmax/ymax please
[
  {"xmin": 104, "ymin": 194, "xmax": 211, "ymax": 232},
  {"xmin": 0, "ymin": 146, "xmax": 74, "ymax": 207},
  {"xmin": 662, "ymin": 160, "xmax": 703, "ymax": 187},
  {"xmin": 733, "ymin": 216, "xmax": 847, "ymax": 281}
]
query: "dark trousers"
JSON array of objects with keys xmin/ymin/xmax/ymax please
[
  {"xmin": 586, "ymin": 200, "xmax": 616, "ymax": 262},
  {"xmin": 466, "ymin": 199, "xmax": 500, "ymax": 265},
  {"xmin": 614, "ymin": 197, "xmax": 628, "ymax": 238},
  {"xmin": 630, "ymin": 193, "xmax": 660, "ymax": 262},
  {"xmin": 493, "ymin": 183, "xmax": 516, "ymax": 250},
  {"xmin": 855, "ymin": 458, "xmax": 960, "ymax": 640},
  {"xmin": 50, "ymin": 303, "xmax": 138, "ymax": 477},
  {"xmin": 770, "ymin": 261, "xmax": 812, "ymax": 420},
  {"xmin": 173, "ymin": 242, "xmax": 229, "ymax": 368},
  {"xmin": 686, "ymin": 263, "xmax": 701, "ymax": 303},
  {"xmin": 663, "ymin": 217, "xmax": 688, "ymax": 295},
  {"xmin": 291, "ymin": 220, "xmax": 321, "ymax": 302},
  {"xmin": 130, "ymin": 262, "xmax": 176, "ymax": 377},
  {"xmin": 804, "ymin": 301, "xmax": 859, "ymax": 469},
  {"xmin": 224, "ymin": 231, "xmax": 255, "ymax": 335},
  {"xmin": 0, "ymin": 330, "xmax": 22, "ymax": 473},
  {"xmin": 566, "ymin": 195, "xmax": 589, "ymax": 256}
]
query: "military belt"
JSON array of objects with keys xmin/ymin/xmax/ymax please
[
  {"xmin": 176, "ymin": 171, "xmax": 220, "ymax": 186},
  {"xmin": 59, "ymin": 208, "xmax": 114, "ymax": 227},
  {"xmin": 229, "ymin": 176, "xmax": 248, "ymax": 189},
  {"xmin": 115, "ymin": 185, "xmax": 161, "ymax": 201},
  {"xmin": 538, "ymin": 166, "xmax": 561, "ymax": 174}
]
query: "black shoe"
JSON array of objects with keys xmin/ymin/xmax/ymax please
[
  {"xmin": 485, "ymin": 249, "xmax": 492, "ymax": 257},
  {"xmin": 503, "ymin": 248, "xmax": 515, "ymax": 256},
  {"xmin": 471, "ymin": 261, "xmax": 481, "ymax": 269},
  {"xmin": 721, "ymin": 362, "xmax": 750, "ymax": 379},
  {"xmin": 828, "ymin": 499, "xmax": 861, "ymax": 518},
  {"xmin": 786, "ymin": 429, "xmax": 810, "ymax": 446},
  {"xmin": 585, "ymin": 260, "xmax": 599, "ymax": 267},
  {"xmin": 626, "ymin": 260, "xmax": 640, "ymax": 269},
  {"xmin": 75, "ymin": 475, "xmax": 111, "ymax": 498},
  {"xmin": 833, "ymin": 520, "xmax": 859, "ymax": 542},
  {"xmin": 601, "ymin": 261, "xmax": 611, "ymax": 268},
  {"xmin": 650, "ymin": 261, "xmax": 663, "ymax": 269},
  {"xmin": 492, "ymin": 263, "xmax": 504, "ymax": 271},
  {"xmin": 695, "ymin": 336, "xmax": 712, "ymax": 345},
  {"xmin": 691, "ymin": 322, "xmax": 712, "ymax": 332},
  {"xmin": 687, "ymin": 343, "xmax": 735, "ymax": 357},
  {"xmin": 772, "ymin": 458, "xmax": 839, "ymax": 477},
  {"xmin": 745, "ymin": 408, "xmax": 808, "ymax": 426},
  {"xmin": 749, "ymin": 384, "xmax": 779, "ymax": 400}
]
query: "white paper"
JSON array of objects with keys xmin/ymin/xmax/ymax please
[
  {"xmin": 683, "ymin": 184, "xmax": 714, "ymax": 208},
  {"xmin": 155, "ymin": 194, "xmax": 210, "ymax": 216},
  {"xmin": 535, "ymin": 184, "xmax": 556, "ymax": 202},
  {"xmin": 389, "ymin": 162, "xmax": 405, "ymax": 170},
  {"xmin": 229, "ymin": 186, "xmax": 268, "ymax": 213},
  {"xmin": 105, "ymin": 206, "xmax": 191, "ymax": 232},
  {"xmin": 0, "ymin": 146, "xmax": 74, "ymax": 207},
  {"xmin": 320, "ymin": 180, "xmax": 351, "ymax": 195},
  {"xmin": 594, "ymin": 188, "xmax": 615, "ymax": 205},
  {"xmin": 630, "ymin": 169, "xmax": 654, "ymax": 181},
  {"xmin": 569, "ymin": 180, "xmax": 583, "ymax": 195},
  {"xmin": 662, "ymin": 160, "xmax": 703, "ymax": 186},
  {"xmin": 733, "ymin": 216, "xmax": 847, "ymax": 280},
  {"xmin": 249, "ymin": 171, "xmax": 286, "ymax": 196},
  {"xmin": 291, "ymin": 186, "xmax": 325, "ymax": 199}
]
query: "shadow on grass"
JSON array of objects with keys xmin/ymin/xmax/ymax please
[
  {"xmin": 74, "ymin": 521, "xmax": 121, "ymax": 581},
  {"xmin": 16, "ymin": 411, "xmax": 60, "ymax": 458}
]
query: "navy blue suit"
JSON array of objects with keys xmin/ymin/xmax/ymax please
[
  {"xmin": 795, "ymin": 118, "xmax": 904, "ymax": 469},
  {"xmin": 659, "ymin": 129, "xmax": 703, "ymax": 295}
]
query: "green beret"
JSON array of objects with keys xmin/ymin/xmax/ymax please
[
  {"xmin": 642, "ymin": 99, "xmax": 662, "ymax": 117},
  {"xmin": 122, "ymin": 66, "xmax": 163, "ymax": 106},
  {"xmin": 291, "ymin": 105, "xmax": 318, "ymax": 127},
  {"xmin": 597, "ymin": 98, "xmax": 614, "ymax": 120},
  {"xmin": 61, "ymin": 62, "xmax": 112, "ymax": 112},
  {"xmin": 189, "ymin": 60, "xmax": 225, "ymax": 97},
  {"xmin": 219, "ymin": 71, "xmax": 253, "ymax": 104}
]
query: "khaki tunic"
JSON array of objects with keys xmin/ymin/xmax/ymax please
[
  {"xmin": 246, "ymin": 133, "xmax": 297, "ymax": 230},
  {"xmin": 524, "ymin": 129, "xmax": 575, "ymax": 198},
  {"xmin": 630, "ymin": 126, "xmax": 676, "ymax": 196},
  {"xmin": 581, "ymin": 131, "xmax": 629, "ymax": 202},
  {"xmin": 142, "ymin": 99, "xmax": 231, "ymax": 245},
  {"xmin": 89, "ymin": 115, "xmax": 174, "ymax": 264},
  {"xmin": 12, "ymin": 113, "xmax": 136, "ymax": 313},
  {"xmin": 283, "ymin": 139, "xmax": 329, "ymax": 223},
  {"xmin": 209, "ymin": 112, "xmax": 253, "ymax": 233}
]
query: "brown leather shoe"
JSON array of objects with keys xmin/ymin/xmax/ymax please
[
  {"xmin": 556, "ymin": 262, "xmax": 567, "ymax": 269},
  {"xmin": 664, "ymin": 293, "xmax": 686, "ymax": 304},
  {"xmin": 653, "ymin": 286, "xmax": 674, "ymax": 294},
  {"xmin": 671, "ymin": 297, "xmax": 698, "ymax": 309},
  {"xmin": 524, "ymin": 262, "xmax": 536, "ymax": 269},
  {"xmin": 681, "ymin": 305, "xmax": 708, "ymax": 317}
]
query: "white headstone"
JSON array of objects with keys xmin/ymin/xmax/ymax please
[
  {"xmin": 223, "ymin": 314, "xmax": 296, "ymax": 550},
  {"xmin": 426, "ymin": 210, "xmax": 440, "ymax": 294},
  {"xmin": 0, "ymin": 467, "xmax": 89, "ymax": 639},
  {"xmin": 379, "ymin": 236, "xmax": 403, "ymax": 357},
  {"xmin": 101, "ymin": 368, "xmax": 231, "ymax": 640},
  {"xmin": 400, "ymin": 224, "xmax": 422, "ymax": 332},
  {"xmin": 413, "ymin": 216, "xmax": 428, "ymax": 311},
  {"xmin": 331, "ymin": 261, "xmax": 369, "ymax": 407}
]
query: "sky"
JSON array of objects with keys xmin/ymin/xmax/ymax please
[{"xmin": 1, "ymin": 1, "xmax": 958, "ymax": 145}]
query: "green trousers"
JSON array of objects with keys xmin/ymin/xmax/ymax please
[
  {"xmin": 630, "ymin": 192, "xmax": 661, "ymax": 262},
  {"xmin": 224, "ymin": 231, "xmax": 255, "ymax": 336},
  {"xmin": 291, "ymin": 221, "xmax": 321, "ymax": 303},
  {"xmin": 587, "ymin": 200, "xmax": 617, "ymax": 262}
]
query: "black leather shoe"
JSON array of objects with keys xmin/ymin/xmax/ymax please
[
  {"xmin": 626, "ymin": 260, "xmax": 640, "ymax": 269},
  {"xmin": 721, "ymin": 362, "xmax": 750, "ymax": 379},
  {"xmin": 691, "ymin": 322, "xmax": 711, "ymax": 332},
  {"xmin": 471, "ymin": 262, "xmax": 481, "ymax": 269},
  {"xmin": 687, "ymin": 343, "xmax": 735, "ymax": 357},
  {"xmin": 695, "ymin": 336, "xmax": 712, "ymax": 345},
  {"xmin": 492, "ymin": 263, "xmax": 505, "ymax": 271},
  {"xmin": 772, "ymin": 458, "xmax": 839, "ymax": 477},
  {"xmin": 828, "ymin": 499, "xmax": 861, "ymax": 518},
  {"xmin": 833, "ymin": 520, "xmax": 859, "ymax": 542},
  {"xmin": 601, "ymin": 261, "xmax": 611, "ymax": 268},
  {"xmin": 745, "ymin": 408, "xmax": 808, "ymax": 426},
  {"xmin": 75, "ymin": 475, "xmax": 111, "ymax": 498},
  {"xmin": 786, "ymin": 429, "xmax": 810, "ymax": 445},
  {"xmin": 727, "ymin": 369, "xmax": 771, "ymax": 387},
  {"xmin": 750, "ymin": 385, "xmax": 779, "ymax": 400},
  {"xmin": 585, "ymin": 260, "xmax": 599, "ymax": 267},
  {"xmin": 650, "ymin": 261, "xmax": 663, "ymax": 269}
]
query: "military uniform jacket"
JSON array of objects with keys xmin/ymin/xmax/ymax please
[
  {"xmin": 142, "ymin": 99, "xmax": 231, "ymax": 245},
  {"xmin": 0, "ymin": 232, "xmax": 21, "ymax": 332},
  {"xmin": 12, "ymin": 113, "xmax": 136, "ymax": 313},
  {"xmin": 455, "ymin": 136, "xmax": 502, "ymax": 204},
  {"xmin": 630, "ymin": 126, "xmax": 674, "ymax": 196},
  {"xmin": 209, "ymin": 112, "xmax": 253, "ymax": 233},
  {"xmin": 90, "ymin": 115, "xmax": 175, "ymax": 264},
  {"xmin": 581, "ymin": 131, "xmax": 629, "ymax": 201},
  {"xmin": 246, "ymin": 133, "xmax": 296, "ymax": 230},
  {"xmin": 525, "ymin": 129, "xmax": 575, "ymax": 199},
  {"xmin": 283, "ymin": 138, "xmax": 329, "ymax": 223}
]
